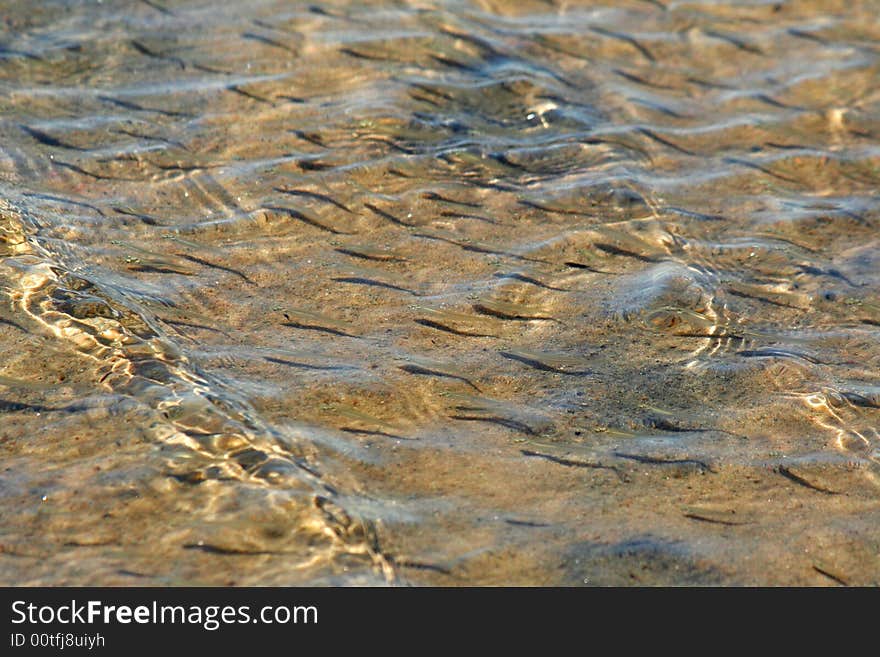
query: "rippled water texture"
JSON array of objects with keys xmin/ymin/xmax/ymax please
[{"xmin": 2, "ymin": 0, "xmax": 880, "ymax": 585}]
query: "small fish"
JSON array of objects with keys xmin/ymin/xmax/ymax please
[
  {"xmin": 594, "ymin": 242, "xmax": 662, "ymax": 263},
  {"xmin": 336, "ymin": 245, "xmax": 406, "ymax": 262},
  {"xmin": 564, "ymin": 261, "xmax": 616, "ymax": 274},
  {"xmin": 786, "ymin": 28, "xmax": 827, "ymax": 44},
  {"xmin": 420, "ymin": 191, "xmax": 481, "ymax": 208},
  {"xmin": 23, "ymin": 192, "xmax": 105, "ymax": 217},
  {"xmin": 522, "ymin": 439, "xmax": 602, "ymax": 461},
  {"xmin": 331, "ymin": 403, "xmax": 398, "ymax": 432},
  {"xmin": 263, "ymin": 206, "xmax": 349, "ymax": 234},
  {"xmin": 333, "ymin": 277, "xmax": 415, "ymax": 295},
  {"xmin": 112, "ymin": 128, "xmax": 189, "ymax": 152},
  {"xmin": 148, "ymin": 160, "xmax": 220, "ymax": 173},
  {"xmin": 666, "ymin": 206, "xmax": 724, "ymax": 222},
  {"xmin": 643, "ymin": 306, "xmax": 717, "ymax": 332},
  {"xmin": 0, "ymin": 398, "xmax": 57, "ymax": 413},
  {"xmin": 504, "ymin": 519, "xmax": 550, "ymax": 528},
  {"xmin": 408, "ymin": 82, "xmax": 454, "ymax": 102},
  {"xmin": 160, "ymin": 234, "xmax": 222, "ymax": 253},
  {"xmin": 438, "ymin": 210, "xmax": 498, "ymax": 225},
  {"xmin": 494, "ymin": 272, "xmax": 569, "ymax": 292},
  {"xmin": 130, "ymin": 40, "xmax": 185, "ymax": 69},
  {"xmin": 737, "ymin": 348, "xmax": 821, "ymax": 365},
  {"xmin": 473, "ymin": 300, "xmax": 555, "ymax": 321},
  {"xmin": 813, "ymin": 565, "xmax": 848, "ymax": 586},
  {"xmin": 177, "ymin": 253, "xmax": 254, "ymax": 285},
  {"xmin": 725, "ymin": 281, "xmax": 809, "ymax": 310},
  {"xmin": 518, "ymin": 199, "xmax": 593, "ymax": 217},
  {"xmin": 112, "ymin": 241, "xmax": 196, "ymax": 275},
  {"xmin": 413, "ymin": 229, "xmax": 546, "ymax": 262},
  {"xmin": 430, "ymin": 53, "xmax": 480, "ymax": 73},
  {"xmin": 412, "ymin": 306, "xmax": 490, "ymax": 326},
  {"xmin": 139, "ymin": 0, "xmax": 173, "ymax": 15},
  {"xmin": 649, "ymin": 311, "xmax": 814, "ymax": 345},
  {"xmin": 444, "ymin": 393, "xmax": 553, "ymax": 436},
  {"xmin": 777, "ymin": 465, "xmax": 839, "ymax": 495},
  {"xmin": 282, "ymin": 308, "xmax": 356, "ymax": 336},
  {"xmin": 500, "ymin": 348, "xmax": 591, "ymax": 374},
  {"xmin": 522, "ymin": 448, "xmax": 619, "ymax": 472},
  {"xmin": 637, "ymin": 127, "xmax": 696, "ymax": 156},
  {"xmin": 334, "ymin": 263, "xmax": 411, "ymax": 288},
  {"xmin": 140, "ymin": 299, "xmax": 224, "ymax": 333},
  {"xmin": 52, "ymin": 160, "xmax": 134, "ymax": 182},
  {"xmin": 339, "ymin": 48, "xmax": 387, "ymax": 62},
  {"xmin": 723, "ymin": 156, "xmax": 799, "ymax": 184},
  {"xmin": 703, "ymin": 29, "xmax": 763, "ymax": 55},
  {"xmin": 840, "ymin": 391, "xmax": 880, "ymax": 409},
  {"xmin": 397, "ymin": 356, "xmax": 480, "ymax": 390},
  {"xmin": 590, "ymin": 26, "xmax": 655, "ymax": 62},
  {"xmin": 796, "ymin": 265, "xmax": 858, "ymax": 287},
  {"xmin": 639, "ymin": 403, "xmax": 675, "ymax": 416},
  {"xmin": 613, "ymin": 68, "xmax": 675, "ymax": 90},
  {"xmin": 114, "ymin": 206, "xmax": 163, "ymax": 226},
  {"xmin": 163, "ymin": 318, "xmax": 225, "ymax": 336},
  {"xmin": 411, "ymin": 306, "xmax": 497, "ymax": 337},
  {"xmin": 275, "ymin": 187, "xmax": 351, "ymax": 213},
  {"xmin": 414, "ymin": 319, "xmax": 496, "ymax": 338},
  {"xmin": 682, "ymin": 506, "xmax": 750, "ymax": 526},
  {"xmin": 364, "ymin": 203, "xmax": 416, "ymax": 227},
  {"xmin": 241, "ymin": 32, "xmax": 297, "ymax": 54},
  {"xmin": 452, "ymin": 414, "xmax": 538, "ymax": 435},
  {"xmin": 0, "ymin": 45, "xmax": 42, "ymax": 61},
  {"xmin": 613, "ymin": 451, "xmax": 712, "ymax": 471},
  {"xmin": 98, "ymin": 95, "xmax": 192, "ymax": 118},
  {"xmin": 263, "ymin": 355, "xmax": 351, "ymax": 373},
  {"xmin": 289, "ymin": 130, "xmax": 326, "ymax": 147},
  {"xmin": 520, "ymin": 439, "xmax": 622, "ymax": 474},
  {"xmin": 597, "ymin": 427, "xmax": 646, "ymax": 439},
  {"xmin": 643, "ymin": 417, "xmax": 710, "ymax": 433},
  {"xmin": 227, "ymin": 85, "xmax": 273, "ymax": 104},
  {"xmin": 442, "ymin": 391, "xmax": 506, "ymax": 412},
  {"xmin": 20, "ymin": 125, "xmax": 85, "ymax": 151}
]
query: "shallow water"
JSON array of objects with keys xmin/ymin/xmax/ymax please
[{"xmin": 1, "ymin": 0, "xmax": 879, "ymax": 585}]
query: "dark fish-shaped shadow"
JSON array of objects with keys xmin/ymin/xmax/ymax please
[
  {"xmin": 414, "ymin": 319, "xmax": 495, "ymax": 337},
  {"xmin": 282, "ymin": 310, "xmax": 359, "ymax": 338},
  {"xmin": 500, "ymin": 350, "xmax": 591, "ymax": 376},
  {"xmin": 332, "ymin": 277, "xmax": 417, "ymax": 296},
  {"xmin": 398, "ymin": 362, "xmax": 480, "ymax": 391}
]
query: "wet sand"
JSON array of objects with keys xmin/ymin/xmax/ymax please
[{"xmin": 1, "ymin": 0, "xmax": 879, "ymax": 585}]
